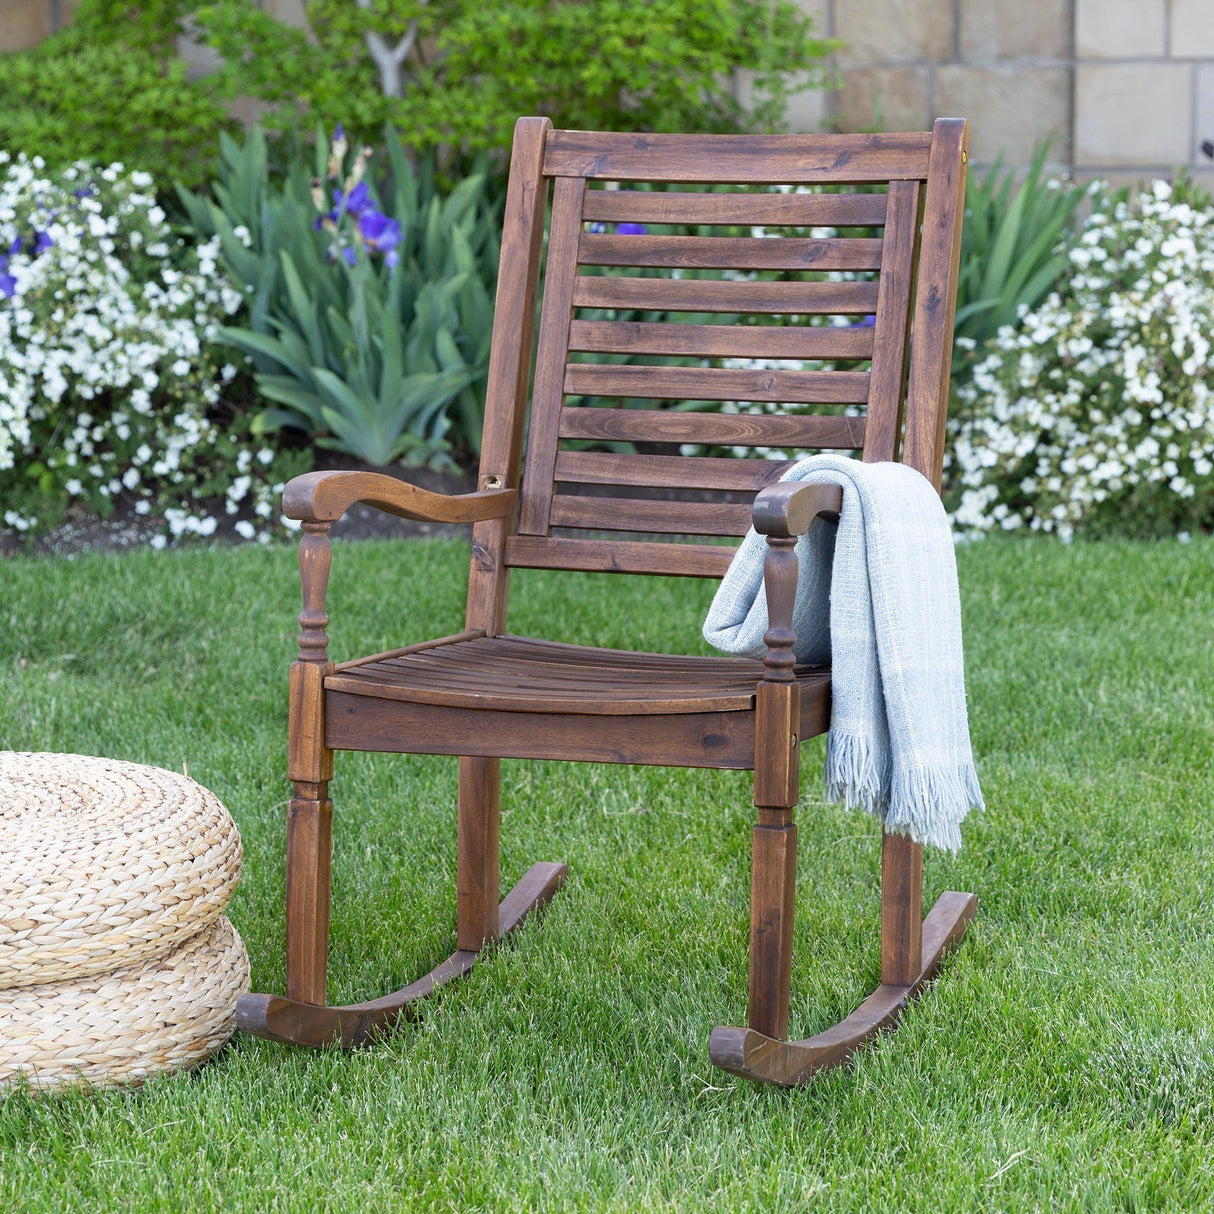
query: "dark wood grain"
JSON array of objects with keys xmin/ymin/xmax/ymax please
[
  {"xmin": 284, "ymin": 470, "xmax": 516, "ymax": 526},
  {"xmin": 578, "ymin": 234, "xmax": 884, "ymax": 272},
  {"xmin": 457, "ymin": 756, "xmax": 501, "ymax": 951},
  {"xmin": 563, "ymin": 363, "xmax": 870, "ymax": 404},
  {"xmin": 567, "ymin": 319, "xmax": 876, "ymax": 360},
  {"xmin": 518, "ymin": 174, "xmax": 588, "ymax": 537},
  {"xmin": 252, "ymin": 118, "xmax": 975, "ymax": 1084},
  {"xmin": 505, "ymin": 534, "xmax": 737, "ymax": 578},
  {"xmin": 862, "ymin": 179, "xmax": 921, "ymax": 464},
  {"xmin": 881, "ymin": 831, "xmax": 924, "ymax": 987},
  {"xmin": 324, "ymin": 691, "xmax": 763, "ymax": 769},
  {"xmin": 556, "ymin": 407, "xmax": 866, "ymax": 449},
  {"xmin": 545, "ymin": 129, "xmax": 933, "ymax": 183},
  {"xmin": 548, "ymin": 493, "xmax": 754, "ymax": 536},
  {"xmin": 571, "ymin": 275, "xmax": 880, "ymax": 316},
  {"xmin": 554, "ymin": 450, "xmax": 789, "ymax": 492},
  {"xmin": 904, "ymin": 118, "xmax": 969, "ymax": 488},
  {"xmin": 236, "ymin": 862, "xmax": 568, "ymax": 1047},
  {"xmin": 709, "ymin": 890, "xmax": 977, "ymax": 1085},
  {"xmin": 468, "ymin": 116, "xmax": 550, "ymax": 636},
  {"xmin": 581, "ymin": 189, "xmax": 890, "ymax": 228}
]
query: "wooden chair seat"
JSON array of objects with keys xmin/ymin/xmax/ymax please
[
  {"xmin": 236, "ymin": 116, "xmax": 977, "ymax": 1086},
  {"xmin": 323, "ymin": 635, "xmax": 830, "ymax": 770},
  {"xmin": 327, "ymin": 634, "xmax": 828, "ymax": 715}
]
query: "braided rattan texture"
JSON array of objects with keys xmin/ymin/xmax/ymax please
[
  {"xmin": 0, "ymin": 752, "xmax": 242, "ymax": 990},
  {"xmin": 0, "ymin": 916, "xmax": 249, "ymax": 1092}
]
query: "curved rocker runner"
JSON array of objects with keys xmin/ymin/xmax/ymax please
[{"xmin": 237, "ymin": 117, "xmax": 978, "ymax": 1085}]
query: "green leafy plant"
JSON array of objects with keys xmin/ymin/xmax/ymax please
[
  {"xmin": 178, "ymin": 126, "xmax": 502, "ymax": 466},
  {"xmin": 191, "ymin": 0, "xmax": 835, "ymax": 156},
  {"xmin": 954, "ymin": 142, "xmax": 1095, "ymax": 370},
  {"xmin": 0, "ymin": 13, "xmax": 233, "ymax": 190}
]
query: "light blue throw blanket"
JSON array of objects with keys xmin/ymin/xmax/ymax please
[{"xmin": 703, "ymin": 454, "xmax": 983, "ymax": 851}]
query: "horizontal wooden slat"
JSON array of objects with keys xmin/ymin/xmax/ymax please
[
  {"xmin": 505, "ymin": 534, "xmax": 738, "ymax": 577},
  {"xmin": 558, "ymin": 407, "xmax": 867, "ymax": 449},
  {"xmin": 545, "ymin": 130, "xmax": 934, "ymax": 184},
  {"xmin": 578, "ymin": 234, "xmax": 883, "ymax": 272},
  {"xmin": 333, "ymin": 666, "xmax": 759, "ymax": 713},
  {"xmin": 567, "ymin": 319, "xmax": 876, "ymax": 360},
  {"xmin": 329, "ymin": 636, "xmax": 777, "ymax": 714},
  {"xmin": 581, "ymin": 190, "xmax": 890, "ymax": 228},
  {"xmin": 555, "ymin": 450, "xmax": 789, "ymax": 491},
  {"xmin": 326, "ymin": 691, "xmax": 760, "ymax": 768},
  {"xmin": 572, "ymin": 276, "xmax": 880, "ymax": 315},
  {"xmin": 549, "ymin": 494, "xmax": 754, "ymax": 537},
  {"xmin": 564, "ymin": 363, "xmax": 870, "ymax": 404}
]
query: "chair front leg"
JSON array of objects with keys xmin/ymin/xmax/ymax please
[
  {"xmin": 285, "ymin": 522, "xmax": 335, "ymax": 1006},
  {"xmin": 748, "ymin": 526, "xmax": 803, "ymax": 1040}
]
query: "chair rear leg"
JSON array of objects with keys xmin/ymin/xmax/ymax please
[
  {"xmin": 880, "ymin": 830, "xmax": 923, "ymax": 986},
  {"xmin": 457, "ymin": 756, "xmax": 501, "ymax": 951}
]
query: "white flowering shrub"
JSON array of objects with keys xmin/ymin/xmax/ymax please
[
  {"xmin": 0, "ymin": 152, "xmax": 306, "ymax": 541},
  {"xmin": 949, "ymin": 180, "xmax": 1214, "ymax": 540}
]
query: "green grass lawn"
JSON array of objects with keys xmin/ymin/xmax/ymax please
[{"xmin": 1, "ymin": 533, "xmax": 1212, "ymax": 1212}]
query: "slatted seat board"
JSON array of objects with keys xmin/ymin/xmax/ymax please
[{"xmin": 504, "ymin": 130, "xmax": 934, "ymax": 581}]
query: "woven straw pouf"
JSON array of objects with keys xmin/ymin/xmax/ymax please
[
  {"xmin": 0, "ymin": 917, "xmax": 249, "ymax": 1091},
  {"xmin": 0, "ymin": 752, "xmax": 249, "ymax": 1092}
]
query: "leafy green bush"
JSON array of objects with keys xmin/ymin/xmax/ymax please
[
  {"xmin": 178, "ymin": 126, "xmax": 503, "ymax": 465},
  {"xmin": 0, "ymin": 153, "xmax": 304, "ymax": 542},
  {"xmin": 948, "ymin": 180, "xmax": 1214, "ymax": 540},
  {"xmin": 0, "ymin": 17, "xmax": 232, "ymax": 191},
  {"xmin": 192, "ymin": 0, "xmax": 835, "ymax": 155}
]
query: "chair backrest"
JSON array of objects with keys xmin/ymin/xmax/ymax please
[{"xmin": 465, "ymin": 119, "xmax": 968, "ymax": 632}]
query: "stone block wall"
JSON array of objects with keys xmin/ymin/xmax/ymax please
[
  {"xmin": 794, "ymin": 0, "xmax": 1214, "ymax": 186},
  {"xmin": 0, "ymin": 0, "xmax": 79, "ymax": 53}
]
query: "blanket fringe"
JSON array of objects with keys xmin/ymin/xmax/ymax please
[
  {"xmin": 824, "ymin": 731, "xmax": 889, "ymax": 816},
  {"xmin": 825, "ymin": 734, "xmax": 983, "ymax": 853}
]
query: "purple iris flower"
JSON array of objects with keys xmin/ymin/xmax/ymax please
[
  {"xmin": 0, "ymin": 253, "xmax": 15, "ymax": 298},
  {"xmin": 850, "ymin": 314, "xmax": 877, "ymax": 328},
  {"xmin": 10, "ymin": 237, "xmax": 23, "ymax": 256},
  {"xmin": 615, "ymin": 222, "xmax": 647, "ymax": 235},
  {"xmin": 342, "ymin": 245, "xmax": 358, "ymax": 267},
  {"xmin": 35, "ymin": 230, "xmax": 53, "ymax": 254},
  {"xmin": 334, "ymin": 123, "xmax": 345, "ymax": 143},
  {"xmin": 333, "ymin": 181, "xmax": 372, "ymax": 218},
  {"xmin": 359, "ymin": 209, "xmax": 401, "ymax": 256}
]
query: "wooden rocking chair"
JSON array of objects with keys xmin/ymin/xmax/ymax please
[{"xmin": 236, "ymin": 117, "xmax": 977, "ymax": 1085}]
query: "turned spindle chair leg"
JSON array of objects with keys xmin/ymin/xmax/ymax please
[
  {"xmin": 285, "ymin": 522, "xmax": 336, "ymax": 1007},
  {"xmin": 748, "ymin": 529, "xmax": 803, "ymax": 1041}
]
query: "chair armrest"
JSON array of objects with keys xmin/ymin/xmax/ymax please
[
  {"xmin": 283, "ymin": 470, "xmax": 517, "ymax": 526},
  {"xmin": 752, "ymin": 481, "xmax": 843, "ymax": 538},
  {"xmin": 753, "ymin": 481, "xmax": 842, "ymax": 682}
]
